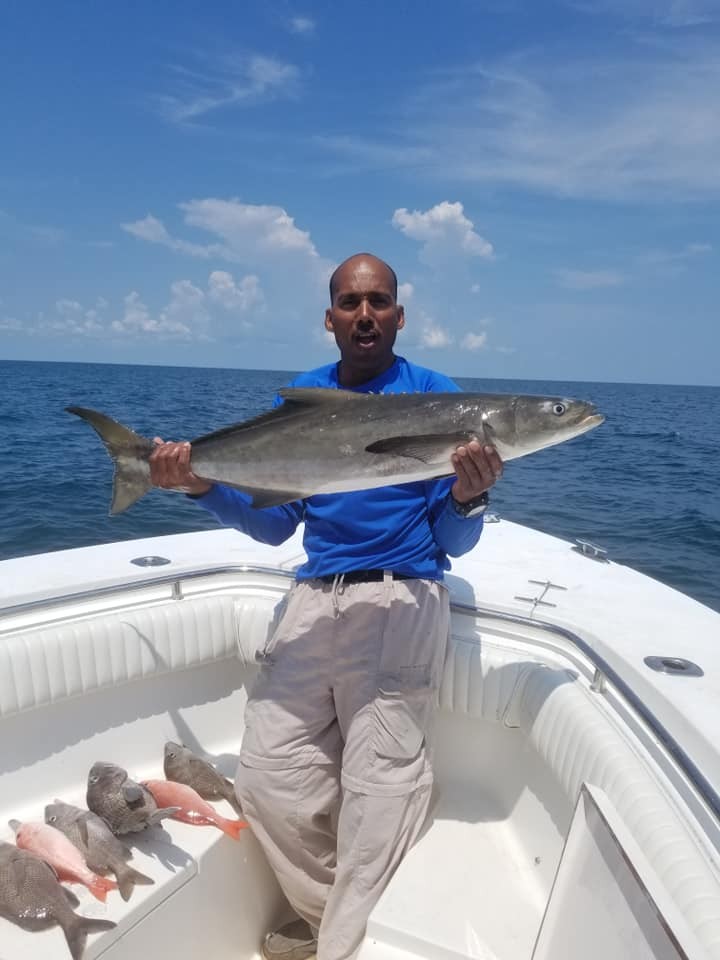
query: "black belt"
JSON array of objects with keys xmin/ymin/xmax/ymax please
[{"xmin": 318, "ymin": 569, "xmax": 413, "ymax": 584}]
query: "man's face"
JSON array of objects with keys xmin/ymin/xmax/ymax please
[{"xmin": 325, "ymin": 257, "xmax": 405, "ymax": 381}]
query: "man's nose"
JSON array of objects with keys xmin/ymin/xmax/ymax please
[{"xmin": 358, "ymin": 297, "xmax": 373, "ymax": 319}]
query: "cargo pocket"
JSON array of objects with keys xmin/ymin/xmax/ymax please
[
  {"xmin": 255, "ymin": 588, "xmax": 297, "ymax": 665},
  {"xmin": 372, "ymin": 667, "xmax": 434, "ymax": 763}
]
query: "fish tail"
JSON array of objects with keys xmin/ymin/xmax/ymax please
[
  {"xmin": 64, "ymin": 916, "xmax": 116, "ymax": 960},
  {"xmin": 218, "ymin": 816, "xmax": 249, "ymax": 840},
  {"xmin": 87, "ymin": 874, "xmax": 118, "ymax": 902},
  {"xmin": 116, "ymin": 862, "xmax": 155, "ymax": 902},
  {"xmin": 66, "ymin": 406, "xmax": 155, "ymax": 515}
]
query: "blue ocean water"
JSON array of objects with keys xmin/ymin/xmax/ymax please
[{"xmin": 1, "ymin": 359, "xmax": 719, "ymax": 613}]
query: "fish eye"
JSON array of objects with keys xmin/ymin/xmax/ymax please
[
  {"xmin": 89, "ymin": 775, "xmax": 99, "ymax": 784},
  {"xmin": 48, "ymin": 815, "xmax": 56, "ymax": 823},
  {"xmin": 552, "ymin": 402, "xmax": 566, "ymax": 416}
]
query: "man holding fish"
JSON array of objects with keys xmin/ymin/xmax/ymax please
[{"xmin": 149, "ymin": 253, "xmax": 503, "ymax": 960}]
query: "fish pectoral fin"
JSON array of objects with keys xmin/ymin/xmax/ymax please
[
  {"xmin": 365, "ymin": 433, "xmax": 476, "ymax": 464},
  {"xmin": 123, "ymin": 784, "xmax": 144, "ymax": 806},
  {"xmin": 77, "ymin": 814, "xmax": 91, "ymax": 848}
]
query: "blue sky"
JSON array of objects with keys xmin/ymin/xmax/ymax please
[{"xmin": 1, "ymin": 0, "xmax": 718, "ymax": 385}]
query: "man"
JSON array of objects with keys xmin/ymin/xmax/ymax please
[{"xmin": 149, "ymin": 253, "xmax": 502, "ymax": 960}]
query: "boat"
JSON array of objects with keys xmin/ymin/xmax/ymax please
[{"xmin": 0, "ymin": 515, "xmax": 719, "ymax": 960}]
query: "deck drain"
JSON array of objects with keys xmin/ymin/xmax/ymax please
[
  {"xmin": 644, "ymin": 656, "xmax": 703, "ymax": 677},
  {"xmin": 130, "ymin": 555, "xmax": 171, "ymax": 567}
]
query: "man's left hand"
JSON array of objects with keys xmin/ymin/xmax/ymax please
[{"xmin": 451, "ymin": 440, "xmax": 503, "ymax": 503}]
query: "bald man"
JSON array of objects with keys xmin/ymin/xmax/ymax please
[{"xmin": 150, "ymin": 254, "xmax": 502, "ymax": 960}]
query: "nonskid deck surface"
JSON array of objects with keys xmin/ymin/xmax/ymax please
[{"xmin": 360, "ymin": 797, "xmax": 544, "ymax": 960}]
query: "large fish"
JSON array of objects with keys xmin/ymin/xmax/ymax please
[
  {"xmin": 0, "ymin": 842, "xmax": 115, "ymax": 960},
  {"xmin": 44, "ymin": 800, "xmax": 154, "ymax": 902},
  {"xmin": 66, "ymin": 388, "xmax": 604, "ymax": 514}
]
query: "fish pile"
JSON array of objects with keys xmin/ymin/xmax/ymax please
[{"xmin": 1, "ymin": 741, "xmax": 247, "ymax": 958}]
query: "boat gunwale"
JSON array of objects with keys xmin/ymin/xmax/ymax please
[{"xmin": 1, "ymin": 561, "xmax": 718, "ymax": 825}]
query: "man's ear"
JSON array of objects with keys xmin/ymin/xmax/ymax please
[
  {"xmin": 325, "ymin": 309, "xmax": 334, "ymax": 331},
  {"xmin": 396, "ymin": 306, "xmax": 405, "ymax": 330}
]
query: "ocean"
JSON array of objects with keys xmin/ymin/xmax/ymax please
[{"xmin": 1, "ymin": 359, "xmax": 719, "ymax": 613}]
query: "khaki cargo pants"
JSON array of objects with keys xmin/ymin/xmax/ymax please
[{"xmin": 235, "ymin": 573, "xmax": 450, "ymax": 960}]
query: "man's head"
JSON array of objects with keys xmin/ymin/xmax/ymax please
[{"xmin": 325, "ymin": 253, "xmax": 405, "ymax": 387}]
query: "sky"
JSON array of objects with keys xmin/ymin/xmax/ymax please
[{"xmin": 1, "ymin": 0, "xmax": 719, "ymax": 385}]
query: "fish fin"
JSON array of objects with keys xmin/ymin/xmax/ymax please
[
  {"xmin": 147, "ymin": 806, "xmax": 181, "ymax": 826},
  {"xmin": 8, "ymin": 819, "xmax": 20, "ymax": 833},
  {"xmin": 63, "ymin": 887, "xmax": 81, "ymax": 908},
  {"xmin": 64, "ymin": 916, "xmax": 116, "ymax": 960},
  {"xmin": 76, "ymin": 813, "xmax": 91, "ymax": 849},
  {"xmin": 277, "ymin": 387, "xmax": 365, "ymax": 406},
  {"xmin": 116, "ymin": 863, "xmax": 155, "ymax": 901},
  {"xmin": 122, "ymin": 783, "xmax": 144, "ymax": 805},
  {"xmin": 243, "ymin": 486, "xmax": 309, "ymax": 508},
  {"xmin": 218, "ymin": 817, "xmax": 250, "ymax": 841},
  {"xmin": 365, "ymin": 433, "xmax": 476, "ymax": 463},
  {"xmin": 66, "ymin": 407, "xmax": 155, "ymax": 515}
]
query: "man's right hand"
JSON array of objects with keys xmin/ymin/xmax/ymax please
[{"xmin": 148, "ymin": 439, "xmax": 213, "ymax": 497}]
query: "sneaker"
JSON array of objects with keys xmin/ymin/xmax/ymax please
[{"xmin": 261, "ymin": 918, "xmax": 318, "ymax": 960}]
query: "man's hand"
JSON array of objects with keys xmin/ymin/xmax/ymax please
[
  {"xmin": 148, "ymin": 439, "xmax": 213, "ymax": 497},
  {"xmin": 450, "ymin": 440, "xmax": 503, "ymax": 503}
]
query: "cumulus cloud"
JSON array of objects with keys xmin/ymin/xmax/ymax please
[
  {"xmin": 461, "ymin": 332, "xmax": 488, "ymax": 350},
  {"xmin": 157, "ymin": 53, "xmax": 300, "ymax": 124},
  {"xmin": 123, "ymin": 199, "xmax": 327, "ymax": 278},
  {"xmin": 10, "ymin": 270, "xmax": 263, "ymax": 342},
  {"xmin": 208, "ymin": 270, "xmax": 264, "ymax": 312},
  {"xmin": 555, "ymin": 268, "xmax": 624, "ymax": 290},
  {"xmin": 392, "ymin": 201, "xmax": 494, "ymax": 264},
  {"xmin": 420, "ymin": 319, "xmax": 453, "ymax": 349},
  {"xmin": 397, "ymin": 281, "xmax": 414, "ymax": 300},
  {"xmin": 289, "ymin": 16, "xmax": 315, "ymax": 34}
]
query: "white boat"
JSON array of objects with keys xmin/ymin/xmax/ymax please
[{"xmin": 0, "ymin": 517, "xmax": 719, "ymax": 960}]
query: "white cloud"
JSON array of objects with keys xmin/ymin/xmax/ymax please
[
  {"xmin": 470, "ymin": 283, "xmax": 481, "ymax": 293},
  {"xmin": 555, "ymin": 268, "xmax": 624, "ymax": 290},
  {"xmin": 639, "ymin": 242, "xmax": 712, "ymax": 265},
  {"xmin": 322, "ymin": 41, "xmax": 720, "ymax": 200},
  {"xmin": 420, "ymin": 320, "xmax": 453, "ymax": 349},
  {"xmin": 566, "ymin": 0, "xmax": 717, "ymax": 26},
  {"xmin": 461, "ymin": 332, "xmax": 488, "ymax": 350},
  {"xmin": 0, "ymin": 316, "xmax": 22, "ymax": 331},
  {"xmin": 122, "ymin": 200, "xmax": 331, "ymax": 302},
  {"xmin": 397, "ymin": 281, "xmax": 414, "ymax": 301},
  {"xmin": 157, "ymin": 53, "xmax": 300, "ymax": 124},
  {"xmin": 392, "ymin": 201, "xmax": 494, "ymax": 263},
  {"xmin": 208, "ymin": 270, "xmax": 264, "ymax": 312},
  {"xmin": 289, "ymin": 16, "xmax": 315, "ymax": 34}
]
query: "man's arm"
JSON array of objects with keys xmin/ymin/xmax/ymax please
[{"xmin": 428, "ymin": 440, "xmax": 503, "ymax": 558}]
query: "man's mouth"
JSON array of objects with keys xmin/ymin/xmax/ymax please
[{"xmin": 354, "ymin": 330, "xmax": 379, "ymax": 349}]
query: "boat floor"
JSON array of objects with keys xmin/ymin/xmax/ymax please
[{"xmin": 362, "ymin": 791, "xmax": 544, "ymax": 960}]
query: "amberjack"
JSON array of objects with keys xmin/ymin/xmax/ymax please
[{"xmin": 66, "ymin": 388, "xmax": 604, "ymax": 514}]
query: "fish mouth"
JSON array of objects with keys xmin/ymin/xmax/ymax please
[{"xmin": 582, "ymin": 413, "xmax": 605, "ymax": 429}]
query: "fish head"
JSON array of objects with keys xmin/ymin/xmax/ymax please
[
  {"xmin": 489, "ymin": 395, "xmax": 604, "ymax": 459},
  {"xmin": 164, "ymin": 741, "xmax": 183, "ymax": 761},
  {"xmin": 44, "ymin": 801, "xmax": 72, "ymax": 826},
  {"xmin": 88, "ymin": 761, "xmax": 127, "ymax": 792}
]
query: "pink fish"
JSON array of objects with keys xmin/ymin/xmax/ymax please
[
  {"xmin": 142, "ymin": 780, "xmax": 248, "ymax": 840},
  {"xmin": 10, "ymin": 819, "xmax": 118, "ymax": 902}
]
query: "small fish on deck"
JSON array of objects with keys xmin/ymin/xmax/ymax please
[
  {"xmin": 45, "ymin": 799, "xmax": 154, "ymax": 901},
  {"xmin": 163, "ymin": 741, "xmax": 243, "ymax": 815},
  {"xmin": 0, "ymin": 841, "xmax": 115, "ymax": 959},
  {"xmin": 142, "ymin": 779, "xmax": 248, "ymax": 840},
  {"xmin": 86, "ymin": 762, "xmax": 180, "ymax": 836}
]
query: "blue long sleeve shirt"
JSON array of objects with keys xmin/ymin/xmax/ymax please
[{"xmin": 191, "ymin": 356, "xmax": 484, "ymax": 580}]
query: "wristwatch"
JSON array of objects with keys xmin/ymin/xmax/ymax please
[{"xmin": 450, "ymin": 490, "xmax": 489, "ymax": 518}]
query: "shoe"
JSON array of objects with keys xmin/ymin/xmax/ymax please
[{"xmin": 261, "ymin": 918, "xmax": 318, "ymax": 960}]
